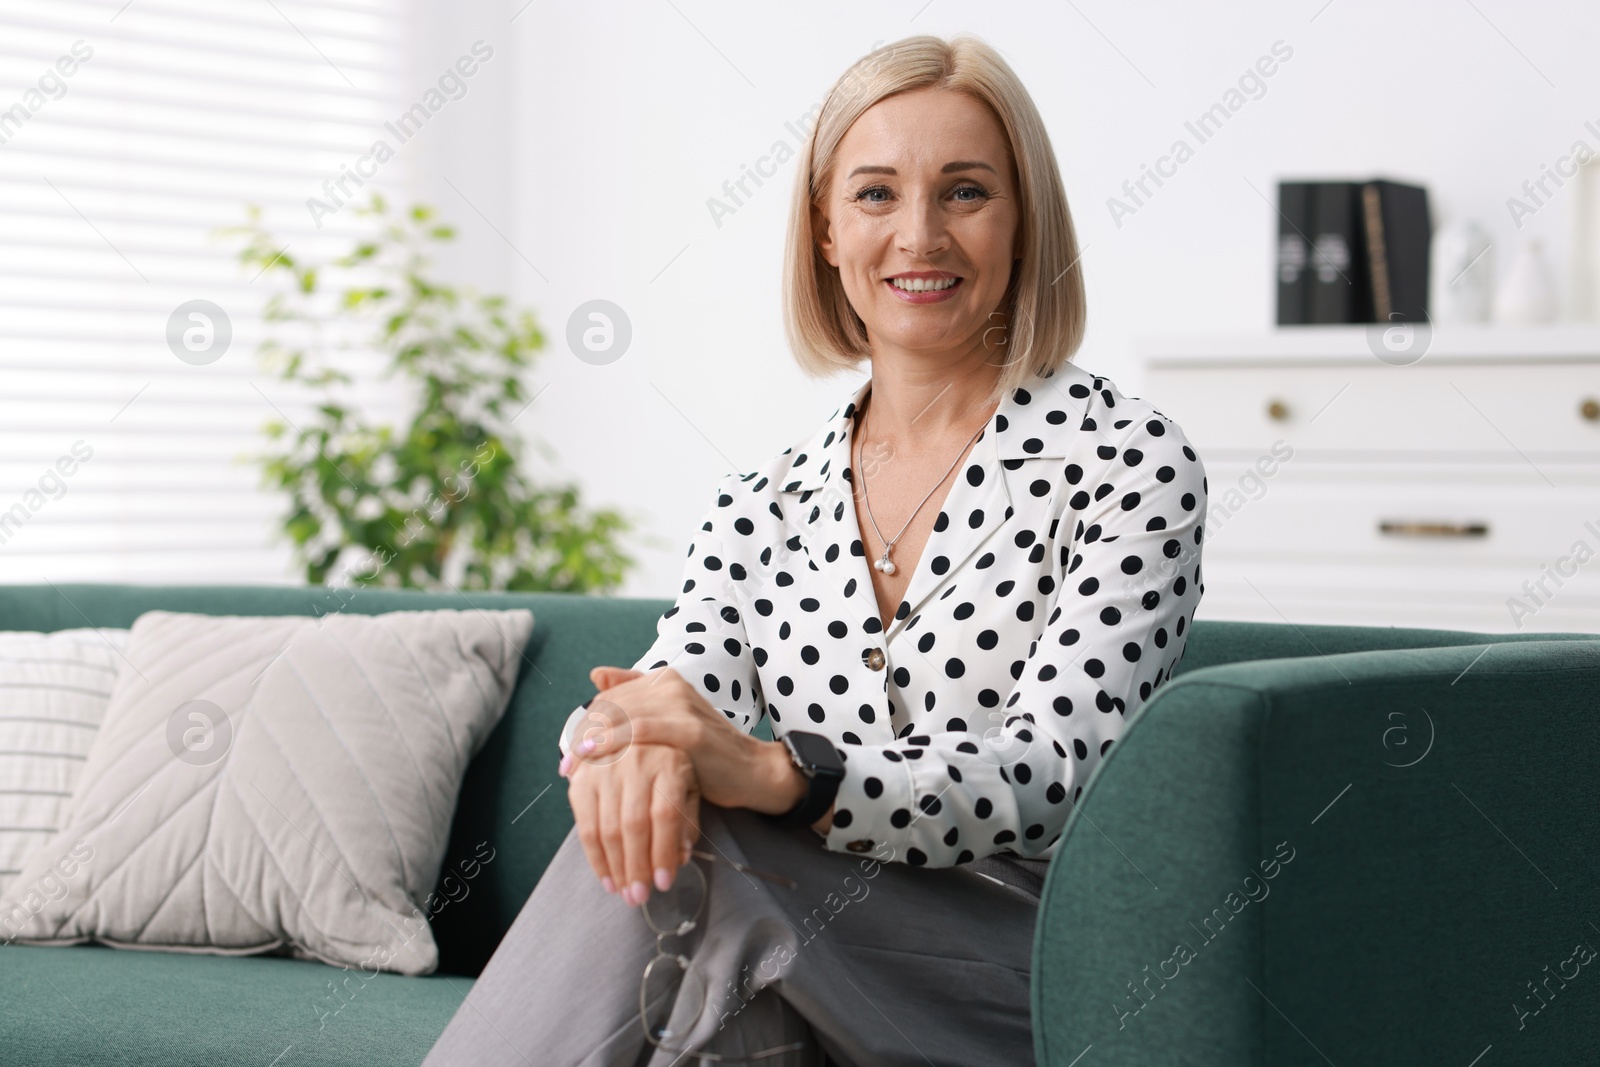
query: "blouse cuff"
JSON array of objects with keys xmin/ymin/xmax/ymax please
[{"xmin": 820, "ymin": 742, "xmax": 924, "ymax": 864}]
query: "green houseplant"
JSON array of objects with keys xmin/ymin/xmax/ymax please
[{"xmin": 225, "ymin": 194, "xmax": 637, "ymax": 593}]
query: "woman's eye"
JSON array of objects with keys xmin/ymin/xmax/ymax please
[{"xmin": 850, "ymin": 183, "xmax": 989, "ymax": 204}]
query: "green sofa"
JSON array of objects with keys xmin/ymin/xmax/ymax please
[{"xmin": 2, "ymin": 584, "xmax": 1595, "ymax": 1066}]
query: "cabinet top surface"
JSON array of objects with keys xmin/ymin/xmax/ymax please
[{"xmin": 1139, "ymin": 325, "xmax": 1600, "ymax": 365}]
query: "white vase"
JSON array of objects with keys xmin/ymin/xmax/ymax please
[
  {"xmin": 1430, "ymin": 218, "xmax": 1493, "ymax": 323},
  {"xmin": 1493, "ymin": 238, "xmax": 1558, "ymax": 324}
]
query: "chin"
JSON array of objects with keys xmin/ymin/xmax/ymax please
[{"xmin": 873, "ymin": 321, "xmax": 978, "ymax": 349}]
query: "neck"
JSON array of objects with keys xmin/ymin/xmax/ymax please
[{"xmin": 859, "ymin": 356, "xmax": 1003, "ymax": 444}]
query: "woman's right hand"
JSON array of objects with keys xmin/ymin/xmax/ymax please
[{"xmin": 565, "ymin": 739, "xmax": 701, "ymax": 906}]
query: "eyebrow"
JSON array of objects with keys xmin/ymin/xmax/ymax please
[{"xmin": 845, "ymin": 160, "xmax": 998, "ymax": 179}]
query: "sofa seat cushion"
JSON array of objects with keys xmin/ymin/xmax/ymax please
[{"xmin": 3, "ymin": 943, "xmax": 470, "ymax": 1066}]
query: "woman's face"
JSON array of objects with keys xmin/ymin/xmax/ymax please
[{"xmin": 814, "ymin": 86, "xmax": 1021, "ymax": 364}]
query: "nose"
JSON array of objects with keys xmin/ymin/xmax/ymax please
[{"xmin": 894, "ymin": 189, "xmax": 951, "ymax": 268}]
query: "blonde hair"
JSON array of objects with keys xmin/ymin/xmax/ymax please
[{"xmin": 783, "ymin": 33, "xmax": 1087, "ymax": 406}]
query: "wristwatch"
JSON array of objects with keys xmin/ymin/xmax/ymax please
[{"xmin": 766, "ymin": 730, "xmax": 845, "ymax": 829}]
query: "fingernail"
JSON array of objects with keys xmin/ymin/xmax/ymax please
[
  {"xmin": 654, "ymin": 867, "xmax": 671, "ymax": 891},
  {"xmin": 601, "ymin": 876, "xmax": 615, "ymax": 894},
  {"xmin": 579, "ymin": 738, "xmax": 595, "ymax": 753},
  {"xmin": 558, "ymin": 754, "xmax": 571, "ymax": 776},
  {"xmin": 630, "ymin": 880, "xmax": 648, "ymax": 905}
]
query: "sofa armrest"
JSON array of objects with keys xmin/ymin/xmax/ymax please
[
  {"xmin": 1172, "ymin": 618, "xmax": 1599, "ymax": 679},
  {"xmin": 1033, "ymin": 638, "xmax": 1600, "ymax": 1067}
]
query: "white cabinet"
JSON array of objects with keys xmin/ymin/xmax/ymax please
[{"xmin": 1139, "ymin": 326, "xmax": 1600, "ymax": 634}]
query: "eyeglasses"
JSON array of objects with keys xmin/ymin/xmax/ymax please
[{"xmin": 639, "ymin": 848, "xmax": 807, "ymax": 1062}]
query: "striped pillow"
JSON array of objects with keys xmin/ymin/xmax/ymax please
[{"xmin": 0, "ymin": 628, "xmax": 130, "ymax": 897}]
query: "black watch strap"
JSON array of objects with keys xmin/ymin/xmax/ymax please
[{"xmin": 767, "ymin": 731, "xmax": 844, "ymax": 829}]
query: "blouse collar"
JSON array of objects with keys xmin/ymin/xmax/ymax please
[{"xmin": 767, "ymin": 361, "xmax": 1103, "ymax": 640}]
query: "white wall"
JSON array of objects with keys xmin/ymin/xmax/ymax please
[{"xmin": 418, "ymin": 0, "xmax": 1600, "ymax": 597}]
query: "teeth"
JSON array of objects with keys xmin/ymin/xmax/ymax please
[{"xmin": 890, "ymin": 276, "xmax": 959, "ymax": 292}]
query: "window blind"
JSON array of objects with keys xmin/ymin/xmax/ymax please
[{"xmin": 0, "ymin": 0, "xmax": 409, "ymax": 583}]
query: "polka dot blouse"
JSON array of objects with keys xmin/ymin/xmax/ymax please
[{"xmin": 564, "ymin": 361, "xmax": 1208, "ymax": 868}]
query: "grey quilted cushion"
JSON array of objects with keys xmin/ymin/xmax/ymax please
[{"xmin": 0, "ymin": 607, "xmax": 533, "ymax": 976}]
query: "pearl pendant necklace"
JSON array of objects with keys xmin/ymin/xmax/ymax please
[{"xmin": 857, "ymin": 395, "xmax": 990, "ymax": 580}]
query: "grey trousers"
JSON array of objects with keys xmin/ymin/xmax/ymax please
[{"xmin": 421, "ymin": 802, "xmax": 1046, "ymax": 1067}]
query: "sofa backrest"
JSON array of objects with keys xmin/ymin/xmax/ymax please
[
  {"xmin": 1033, "ymin": 637, "xmax": 1600, "ymax": 1066},
  {"xmin": 0, "ymin": 583, "xmax": 672, "ymax": 977}
]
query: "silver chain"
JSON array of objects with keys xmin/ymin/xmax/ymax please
[{"xmin": 855, "ymin": 394, "xmax": 990, "ymax": 576}]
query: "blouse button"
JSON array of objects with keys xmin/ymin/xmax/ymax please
[
  {"xmin": 862, "ymin": 647, "xmax": 886, "ymax": 671},
  {"xmin": 845, "ymin": 839, "xmax": 876, "ymax": 853}
]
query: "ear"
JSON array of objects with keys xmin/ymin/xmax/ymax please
[{"xmin": 812, "ymin": 197, "xmax": 839, "ymax": 268}]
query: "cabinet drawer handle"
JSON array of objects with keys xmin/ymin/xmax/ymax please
[
  {"xmin": 1378, "ymin": 520, "xmax": 1490, "ymax": 538},
  {"xmin": 1582, "ymin": 397, "xmax": 1600, "ymax": 421}
]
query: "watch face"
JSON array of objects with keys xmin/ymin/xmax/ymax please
[{"xmin": 786, "ymin": 730, "xmax": 844, "ymax": 778}]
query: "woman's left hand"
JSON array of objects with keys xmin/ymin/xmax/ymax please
[{"xmin": 561, "ymin": 665, "xmax": 804, "ymax": 817}]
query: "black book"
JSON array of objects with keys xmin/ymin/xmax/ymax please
[
  {"xmin": 1307, "ymin": 182, "xmax": 1371, "ymax": 324},
  {"xmin": 1275, "ymin": 181, "xmax": 1315, "ymax": 324},
  {"xmin": 1360, "ymin": 179, "xmax": 1431, "ymax": 323}
]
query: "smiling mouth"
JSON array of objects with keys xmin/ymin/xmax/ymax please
[{"xmin": 887, "ymin": 276, "xmax": 963, "ymax": 293}]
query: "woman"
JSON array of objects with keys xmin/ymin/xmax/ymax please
[{"xmin": 424, "ymin": 32, "xmax": 1207, "ymax": 1067}]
